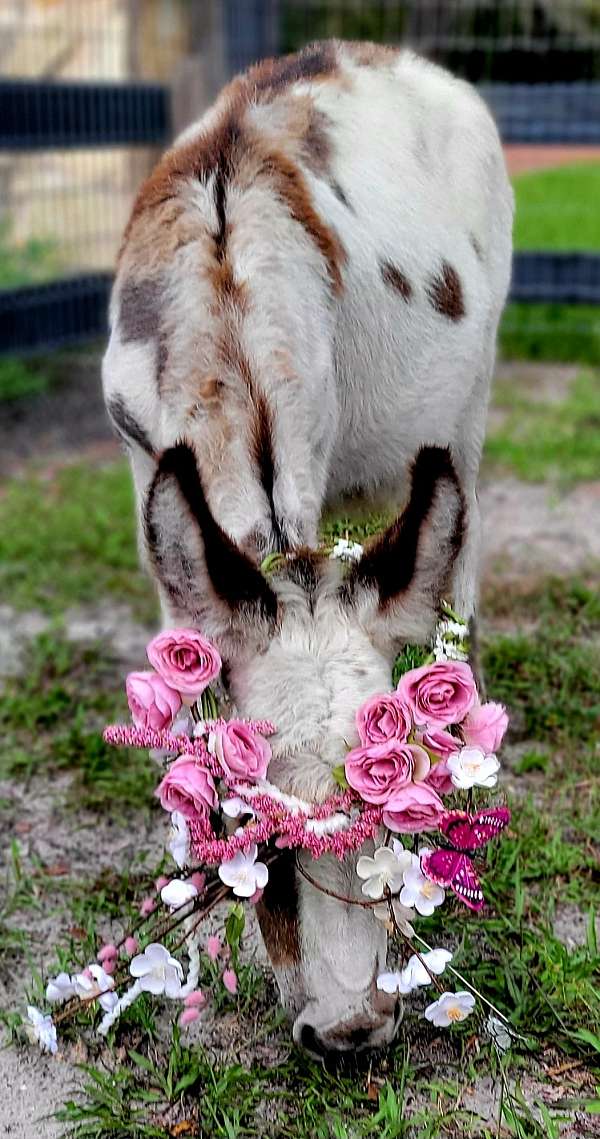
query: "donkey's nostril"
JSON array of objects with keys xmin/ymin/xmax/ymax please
[{"xmin": 299, "ymin": 1023, "xmax": 329, "ymax": 1058}]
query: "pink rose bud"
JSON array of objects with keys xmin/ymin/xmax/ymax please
[
  {"xmin": 124, "ymin": 937, "xmax": 139, "ymax": 956},
  {"xmin": 425, "ymin": 759, "xmax": 455, "ymax": 797},
  {"xmin": 189, "ymin": 871, "xmax": 206, "ymax": 893},
  {"xmin": 461, "ymin": 702, "xmax": 508, "ymax": 753},
  {"xmin": 356, "ymin": 693, "xmax": 413, "ymax": 746},
  {"xmin": 184, "ymin": 989, "xmax": 206, "ymax": 1009},
  {"xmin": 249, "ymin": 887, "xmax": 264, "ymax": 904},
  {"xmin": 397, "ymin": 661, "xmax": 477, "ymax": 727},
  {"xmin": 101, "ymin": 956, "xmax": 116, "ymax": 974},
  {"xmin": 155, "ymin": 755, "xmax": 218, "ymax": 819},
  {"xmin": 97, "ymin": 943, "xmax": 118, "ymax": 963},
  {"xmin": 222, "ymin": 968, "xmax": 238, "ymax": 995},
  {"xmin": 179, "ymin": 1007, "xmax": 200, "ymax": 1027},
  {"xmin": 417, "ymin": 727, "xmax": 462, "ymax": 764},
  {"xmin": 345, "ymin": 741, "xmax": 430, "ymax": 804},
  {"xmin": 126, "ymin": 671, "xmax": 181, "ymax": 731},
  {"xmin": 382, "ymin": 781, "xmax": 446, "ymax": 834},
  {"xmin": 155, "ymin": 875, "xmax": 171, "ymax": 893},
  {"xmin": 147, "ymin": 628, "xmax": 222, "ymax": 697},
  {"xmin": 139, "ymin": 896, "xmax": 156, "ymax": 917},
  {"xmin": 206, "ymin": 935, "xmax": 221, "ymax": 961},
  {"xmin": 210, "ymin": 720, "xmax": 271, "ymax": 782}
]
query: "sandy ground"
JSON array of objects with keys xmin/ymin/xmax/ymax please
[{"xmin": 1, "ymin": 362, "xmax": 599, "ymax": 1138}]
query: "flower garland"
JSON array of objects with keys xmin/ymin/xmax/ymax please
[{"xmin": 24, "ymin": 581, "xmax": 516, "ymax": 1056}]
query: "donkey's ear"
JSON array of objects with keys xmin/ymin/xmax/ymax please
[
  {"xmin": 345, "ymin": 447, "xmax": 465, "ymax": 647},
  {"xmin": 144, "ymin": 442, "xmax": 277, "ymax": 646}
]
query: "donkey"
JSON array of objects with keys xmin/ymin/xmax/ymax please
[{"xmin": 102, "ymin": 40, "xmax": 513, "ymax": 1052}]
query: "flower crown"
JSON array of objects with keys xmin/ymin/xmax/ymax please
[{"xmin": 25, "ymin": 587, "xmax": 515, "ymax": 1058}]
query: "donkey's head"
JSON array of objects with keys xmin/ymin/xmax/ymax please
[{"xmin": 144, "ymin": 442, "xmax": 464, "ymax": 1055}]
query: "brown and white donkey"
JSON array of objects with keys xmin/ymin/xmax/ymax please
[{"xmin": 103, "ymin": 41, "xmax": 513, "ymax": 1055}]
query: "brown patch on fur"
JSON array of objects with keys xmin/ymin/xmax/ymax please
[
  {"xmin": 380, "ymin": 259, "xmax": 413, "ymax": 301},
  {"xmin": 247, "ymin": 42, "xmax": 338, "ymax": 98},
  {"xmin": 120, "ymin": 45, "xmax": 346, "ymax": 295},
  {"xmin": 255, "ymin": 850, "xmax": 301, "ymax": 966},
  {"xmin": 198, "ymin": 376, "xmax": 221, "ymax": 401},
  {"xmin": 300, "ymin": 106, "xmax": 333, "ymax": 176},
  {"xmin": 426, "ymin": 261, "xmax": 466, "ymax": 321},
  {"xmin": 346, "ymin": 41, "xmax": 399, "ymax": 67},
  {"xmin": 256, "ymin": 143, "xmax": 346, "ymax": 292}
]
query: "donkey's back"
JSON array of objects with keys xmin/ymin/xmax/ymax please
[{"xmin": 103, "ymin": 40, "xmax": 512, "ymax": 619}]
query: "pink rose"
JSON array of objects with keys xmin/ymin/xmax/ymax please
[
  {"xmin": 126, "ymin": 671, "xmax": 182, "ymax": 730},
  {"xmin": 356, "ymin": 692, "xmax": 412, "ymax": 746},
  {"xmin": 156, "ymin": 754, "xmax": 218, "ymax": 819},
  {"xmin": 210, "ymin": 721, "xmax": 271, "ymax": 782},
  {"xmin": 461, "ymin": 702, "xmax": 508, "ymax": 753},
  {"xmin": 417, "ymin": 726, "xmax": 461, "ymax": 763},
  {"xmin": 147, "ymin": 628, "xmax": 221, "ymax": 697},
  {"xmin": 383, "ymin": 782, "xmax": 446, "ymax": 833},
  {"xmin": 425, "ymin": 759, "xmax": 454, "ymax": 797},
  {"xmin": 397, "ymin": 661, "xmax": 477, "ymax": 727},
  {"xmin": 345, "ymin": 742, "xmax": 430, "ymax": 805}
]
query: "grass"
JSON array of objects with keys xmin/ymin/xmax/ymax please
[
  {"xmin": 1, "ymin": 411, "xmax": 599, "ymax": 1133},
  {"xmin": 485, "ymin": 370, "xmax": 600, "ymax": 483},
  {"xmin": 502, "ymin": 162, "xmax": 600, "ymax": 365},
  {"xmin": 0, "ymin": 461, "xmax": 156, "ymax": 621},
  {"xmin": 513, "ymin": 164, "xmax": 600, "ymax": 253},
  {"xmin": 0, "ymin": 631, "xmax": 157, "ymax": 811}
]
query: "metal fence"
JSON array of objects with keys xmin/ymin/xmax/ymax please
[{"xmin": 1, "ymin": 0, "xmax": 599, "ymax": 356}]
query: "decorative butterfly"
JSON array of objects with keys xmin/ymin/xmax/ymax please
[{"xmin": 421, "ymin": 807, "xmax": 511, "ymax": 912}]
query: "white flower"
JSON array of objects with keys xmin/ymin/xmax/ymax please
[
  {"xmin": 222, "ymin": 796, "xmax": 255, "ymax": 819},
  {"xmin": 424, "ymin": 990, "xmax": 475, "ymax": 1026},
  {"xmin": 26, "ymin": 1006, "xmax": 57, "ymax": 1054},
  {"xmin": 45, "ymin": 972, "xmax": 76, "ymax": 1004},
  {"xmin": 376, "ymin": 971, "xmax": 411, "ymax": 995},
  {"xmin": 168, "ymin": 811, "xmax": 190, "ymax": 869},
  {"xmin": 72, "ymin": 964, "xmax": 115, "ymax": 1013},
  {"xmin": 160, "ymin": 878, "xmax": 198, "ymax": 909},
  {"xmin": 400, "ymin": 853, "xmax": 445, "ymax": 916},
  {"xmin": 218, "ymin": 845, "xmax": 269, "ymax": 898},
  {"xmin": 401, "ymin": 948, "xmax": 453, "ymax": 989},
  {"xmin": 447, "ymin": 746, "xmax": 500, "ymax": 790},
  {"xmin": 129, "ymin": 943, "xmax": 184, "ymax": 997},
  {"xmin": 486, "ymin": 1014, "xmax": 512, "ymax": 1053},
  {"xmin": 373, "ymin": 897, "xmax": 416, "ymax": 937},
  {"xmin": 330, "ymin": 538, "xmax": 364, "ymax": 562},
  {"xmin": 377, "ymin": 948, "xmax": 452, "ymax": 998},
  {"xmin": 356, "ymin": 845, "xmax": 412, "ymax": 900}
]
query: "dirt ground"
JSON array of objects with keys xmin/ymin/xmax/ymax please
[{"xmin": 1, "ymin": 359, "xmax": 599, "ymax": 1138}]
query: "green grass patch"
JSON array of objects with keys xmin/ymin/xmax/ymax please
[
  {"xmin": 0, "ymin": 357, "xmax": 53, "ymax": 402},
  {"xmin": 485, "ymin": 371, "xmax": 600, "ymax": 483},
  {"xmin": 513, "ymin": 164, "xmax": 600, "ymax": 253},
  {"xmin": 0, "ymin": 460, "xmax": 156, "ymax": 620},
  {"xmin": 0, "ymin": 632, "xmax": 156, "ymax": 811},
  {"xmin": 500, "ymin": 304, "xmax": 600, "ymax": 367}
]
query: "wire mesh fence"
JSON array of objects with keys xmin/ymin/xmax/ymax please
[{"xmin": 0, "ymin": 0, "xmax": 599, "ymax": 361}]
